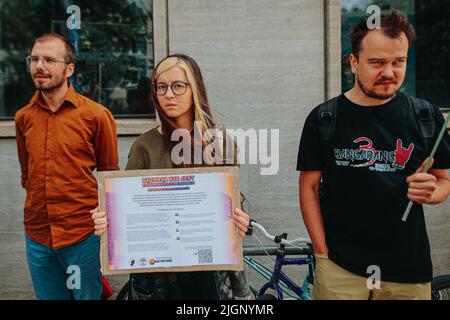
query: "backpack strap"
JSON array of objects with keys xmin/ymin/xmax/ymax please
[
  {"xmin": 317, "ymin": 97, "xmax": 338, "ymax": 204},
  {"xmin": 318, "ymin": 97, "xmax": 338, "ymax": 143},
  {"xmin": 406, "ymin": 96, "xmax": 436, "ymax": 153}
]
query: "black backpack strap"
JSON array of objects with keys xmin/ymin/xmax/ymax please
[
  {"xmin": 407, "ymin": 96, "xmax": 436, "ymax": 153},
  {"xmin": 318, "ymin": 97, "xmax": 338, "ymax": 143},
  {"xmin": 317, "ymin": 97, "xmax": 337, "ymax": 204}
]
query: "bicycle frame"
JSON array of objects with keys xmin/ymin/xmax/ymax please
[
  {"xmin": 263, "ymin": 255, "xmax": 313, "ymax": 300},
  {"xmin": 243, "ymin": 244, "xmax": 315, "ymax": 300}
]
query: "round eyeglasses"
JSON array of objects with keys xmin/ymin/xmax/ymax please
[{"xmin": 154, "ymin": 81, "xmax": 191, "ymax": 96}]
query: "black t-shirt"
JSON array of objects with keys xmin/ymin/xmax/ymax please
[{"xmin": 296, "ymin": 92, "xmax": 450, "ymax": 283}]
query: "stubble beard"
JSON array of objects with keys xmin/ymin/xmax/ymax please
[
  {"xmin": 34, "ymin": 67, "xmax": 68, "ymax": 95},
  {"xmin": 357, "ymin": 75, "xmax": 398, "ymax": 101}
]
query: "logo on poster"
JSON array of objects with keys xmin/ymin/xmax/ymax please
[{"xmin": 139, "ymin": 258, "xmax": 147, "ymax": 266}]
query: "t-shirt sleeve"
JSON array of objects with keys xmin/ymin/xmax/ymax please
[
  {"xmin": 431, "ymin": 106, "xmax": 450, "ymax": 169},
  {"xmin": 296, "ymin": 107, "xmax": 323, "ymax": 171}
]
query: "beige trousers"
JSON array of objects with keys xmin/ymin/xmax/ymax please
[{"xmin": 313, "ymin": 253, "xmax": 431, "ymax": 300}]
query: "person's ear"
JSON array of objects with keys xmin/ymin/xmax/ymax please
[
  {"xmin": 66, "ymin": 63, "xmax": 75, "ymax": 78},
  {"xmin": 349, "ymin": 53, "xmax": 358, "ymax": 74}
]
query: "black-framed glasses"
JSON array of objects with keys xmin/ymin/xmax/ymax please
[
  {"xmin": 154, "ymin": 81, "xmax": 191, "ymax": 96},
  {"xmin": 26, "ymin": 55, "xmax": 70, "ymax": 68}
]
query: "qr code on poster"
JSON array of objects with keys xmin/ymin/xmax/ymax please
[{"xmin": 198, "ymin": 249, "xmax": 213, "ymax": 264}]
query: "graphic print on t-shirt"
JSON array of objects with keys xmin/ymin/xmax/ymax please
[{"xmin": 334, "ymin": 137, "xmax": 415, "ymax": 172}]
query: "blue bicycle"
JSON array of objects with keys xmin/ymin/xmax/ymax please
[{"xmin": 243, "ymin": 220, "xmax": 315, "ymax": 300}]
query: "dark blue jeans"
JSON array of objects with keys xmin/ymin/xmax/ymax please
[{"xmin": 25, "ymin": 233, "xmax": 102, "ymax": 300}]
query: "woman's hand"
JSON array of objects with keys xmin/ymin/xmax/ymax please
[
  {"xmin": 90, "ymin": 207, "xmax": 108, "ymax": 236},
  {"xmin": 234, "ymin": 208, "xmax": 251, "ymax": 237}
]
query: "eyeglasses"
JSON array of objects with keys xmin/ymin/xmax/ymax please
[
  {"xmin": 26, "ymin": 55, "xmax": 70, "ymax": 68},
  {"xmin": 154, "ymin": 81, "xmax": 191, "ymax": 96}
]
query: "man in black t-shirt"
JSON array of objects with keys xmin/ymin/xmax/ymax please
[{"xmin": 297, "ymin": 11, "xmax": 450, "ymax": 299}]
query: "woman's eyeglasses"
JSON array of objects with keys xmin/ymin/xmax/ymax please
[{"xmin": 154, "ymin": 81, "xmax": 191, "ymax": 96}]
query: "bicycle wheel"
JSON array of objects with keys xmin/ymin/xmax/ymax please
[
  {"xmin": 116, "ymin": 280, "xmax": 131, "ymax": 300},
  {"xmin": 431, "ymin": 275, "xmax": 450, "ymax": 300}
]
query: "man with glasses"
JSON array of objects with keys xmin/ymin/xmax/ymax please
[{"xmin": 15, "ymin": 33, "xmax": 119, "ymax": 299}]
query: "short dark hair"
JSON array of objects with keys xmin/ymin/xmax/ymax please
[
  {"xmin": 32, "ymin": 33, "xmax": 77, "ymax": 64},
  {"xmin": 350, "ymin": 10, "xmax": 416, "ymax": 59}
]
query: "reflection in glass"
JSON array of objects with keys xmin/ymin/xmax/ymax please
[{"xmin": 0, "ymin": 0, "xmax": 155, "ymax": 118}]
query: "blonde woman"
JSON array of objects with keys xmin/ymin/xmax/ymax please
[{"xmin": 92, "ymin": 54, "xmax": 253, "ymax": 299}]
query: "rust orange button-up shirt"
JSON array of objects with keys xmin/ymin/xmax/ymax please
[{"xmin": 15, "ymin": 83, "xmax": 119, "ymax": 249}]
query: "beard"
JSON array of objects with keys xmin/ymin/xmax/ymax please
[
  {"xmin": 357, "ymin": 76, "xmax": 398, "ymax": 100},
  {"xmin": 33, "ymin": 67, "xmax": 67, "ymax": 94}
]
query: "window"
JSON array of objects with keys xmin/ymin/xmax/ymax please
[
  {"xmin": 0, "ymin": 0, "xmax": 155, "ymax": 119},
  {"xmin": 341, "ymin": 0, "xmax": 450, "ymax": 109}
]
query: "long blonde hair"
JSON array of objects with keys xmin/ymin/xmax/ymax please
[{"xmin": 151, "ymin": 54, "xmax": 223, "ymax": 166}]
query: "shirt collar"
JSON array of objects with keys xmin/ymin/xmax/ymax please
[{"xmin": 30, "ymin": 80, "xmax": 79, "ymax": 111}]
